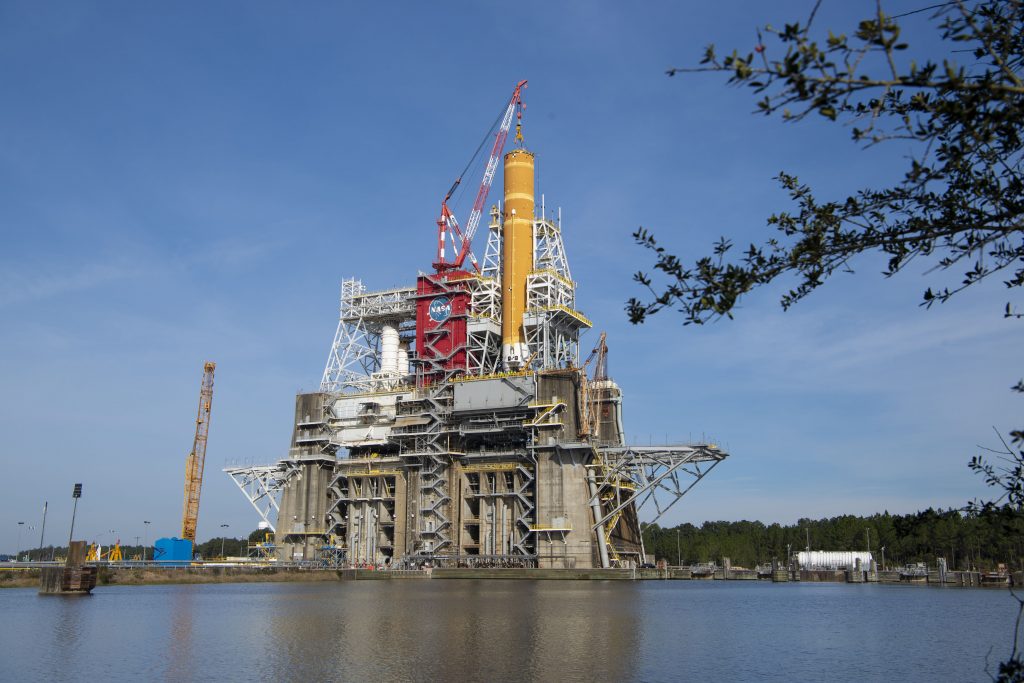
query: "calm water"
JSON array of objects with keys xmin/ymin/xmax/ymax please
[{"xmin": 0, "ymin": 579, "xmax": 1016, "ymax": 682}]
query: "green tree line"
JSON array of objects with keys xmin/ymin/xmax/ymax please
[
  {"xmin": 5, "ymin": 528, "xmax": 266, "ymax": 562},
  {"xmin": 643, "ymin": 508, "xmax": 1024, "ymax": 571}
]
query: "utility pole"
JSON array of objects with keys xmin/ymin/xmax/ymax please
[
  {"xmin": 39, "ymin": 502, "xmax": 48, "ymax": 561},
  {"xmin": 68, "ymin": 483, "xmax": 82, "ymax": 547}
]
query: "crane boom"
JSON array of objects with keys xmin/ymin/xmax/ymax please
[
  {"xmin": 435, "ymin": 80, "xmax": 527, "ymax": 272},
  {"xmin": 181, "ymin": 361, "xmax": 215, "ymax": 543},
  {"xmin": 582, "ymin": 332, "xmax": 608, "ymax": 379},
  {"xmin": 580, "ymin": 332, "xmax": 608, "ymax": 438}
]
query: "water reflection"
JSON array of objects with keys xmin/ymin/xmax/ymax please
[
  {"xmin": 48, "ymin": 595, "xmax": 88, "ymax": 681},
  {"xmin": 260, "ymin": 581, "xmax": 640, "ymax": 681},
  {"xmin": 1, "ymin": 580, "xmax": 1016, "ymax": 682},
  {"xmin": 165, "ymin": 586, "xmax": 196, "ymax": 681}
]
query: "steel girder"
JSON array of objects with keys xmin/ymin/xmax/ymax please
[
  {"xmin": 589, "ymin": 445, "xmax": 728, "ymax": 530},
  {"xmin": 222, "ymin": 464, "xmax": 296, "ymax": 533}
]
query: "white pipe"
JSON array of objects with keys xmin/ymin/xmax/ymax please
[
  {"xmin": 397, "ymin": 344, "xmax": 409, "ymax": 376},
  {"xmin": 381, "ymin": 325, "xmax": 399, "ymax": 375}
]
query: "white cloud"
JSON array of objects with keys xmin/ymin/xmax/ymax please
[
  {"xmin": 0, "ymin": 260, "xmax": 144, "ymax": 308},
  {"xmin": 0, "ymin": 236, "xmax": 281, "ymax": 309}
]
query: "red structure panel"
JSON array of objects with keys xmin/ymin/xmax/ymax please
[{"xmin": 415, "ymin": 273, "xmax": 470, "ymax": 383}]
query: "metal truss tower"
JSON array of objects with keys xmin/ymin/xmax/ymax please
[
  {"xmin": 320, "ymin": 279, "xmax": 416, "ymax": 393},
  {"xmin": 523, "ymin": 216, "xmax": 591, "ymax": 370},
  {"xmin": 466, "ymin": 207, "xmax": 504, "ymax": 376}
]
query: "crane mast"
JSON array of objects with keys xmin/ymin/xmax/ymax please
[
  {"xmin": 181, "ymin": 361, "xmax": 215, "ymax": 543},
  {"xmin": 434, "ymin": 79, "xmax": 527, "ymax": 272},
  {"xmin": 580, "ymin": 332, "xmax": 608, "ymax": 438}
]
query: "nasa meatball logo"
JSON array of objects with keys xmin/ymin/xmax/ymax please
[{"xmin": 428, "ymin": 296, "xmax": 451, "ymax": 323}]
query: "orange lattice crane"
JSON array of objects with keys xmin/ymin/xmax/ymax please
[
  {"xmin": 579, "ymin": 332, "xmax": 608, "ymax": 438},
  {"xmin": 181, "ymin": 361, "xmax": 215, "ymax": 543}
]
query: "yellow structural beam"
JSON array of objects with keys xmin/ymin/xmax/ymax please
[{"xmin": 461, "ymin": 462, "xmax": 518, "ymax": 473}]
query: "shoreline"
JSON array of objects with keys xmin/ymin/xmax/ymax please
[
  {"xmin": 0, "ymin": 566, "xmax": 341, "ymax": 589},
  {"xmin": 3, "ymin": 565, "xmax": 1020, "ymax": 589}
]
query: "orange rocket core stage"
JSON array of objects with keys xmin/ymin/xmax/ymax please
[{"xmin": 501, "ymin": 148, "xmax": 534, "ymax": 368}]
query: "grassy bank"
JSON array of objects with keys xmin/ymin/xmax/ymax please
[
  {"xmin": 0, "ymin": 566, "xmax": 340, "ymax": 589},
  {"xmin": 0, "ymin": 568, "xmax": 41, "ymax": 589}
]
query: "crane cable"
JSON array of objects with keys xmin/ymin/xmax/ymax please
[{"xmin": 447, "ymin": 91, "xmax": 518, "ymax": 207}]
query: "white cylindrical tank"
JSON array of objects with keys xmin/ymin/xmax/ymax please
[
  {"xmin": 381, "ymin": 324, "xmax": 399, "ymax": 375},
  {"xmin": 797, "ymin": 550, "xmax": 874, "ymax": 569},
  {"xmin": 397, "ymin": 344, "xmax": 409, "ymax": 376}
]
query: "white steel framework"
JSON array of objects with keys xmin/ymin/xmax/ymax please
[
  {"xmin": 320, "ymin": 279, "xmax": 416, "ymax": 393},
  {"xmin": 223, "ymin": 464, "xmax": 294, "ymax": 533},
  {"xmin": 466, "ymin": 206, "xmax": 504, "ymax": 376},
  {"xmin": 589, "ymin": 444, "xmax": 727, "ymax": 537},
  {"xmin": 523, "ymin": 218, "xmax": 591, "ymax": 370}
]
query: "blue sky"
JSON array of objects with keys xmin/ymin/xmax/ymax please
[{"xmin": 1, "ymin": 1, "xmax": 1018, "ymax": 552}]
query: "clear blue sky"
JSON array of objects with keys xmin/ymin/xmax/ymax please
[{"xmin": 1, "ymin": 1, "xmax": 1017, "ymax": 552}]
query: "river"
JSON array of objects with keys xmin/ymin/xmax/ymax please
[{"xmin": 0, "ymin": 579, "xmax": 1016, "ymax": 681}]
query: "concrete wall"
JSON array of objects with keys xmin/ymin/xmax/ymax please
[
  {"xmin": 535, "ymin": 371, "xmax": 582, "ymax": 439},
  {"xmin": 311, "ymin": 370, "xmax": 643, "ymax": 569},
  {"xmin": 277, "ymin": 458, "xmax": 335, "ymax": 561},
  {"xmin": 289, "ymin": 392, "xmax": 327, "ymax": 457},
  {"xmin": 591, "ymin": 380, "xmax": 625, "ymax": 447},
  {"xmin": 535, "ymin": 447, "xmax": 596, "ymax": 568}
]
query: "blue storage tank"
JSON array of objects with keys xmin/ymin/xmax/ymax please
[{"xmin": 153, "ymin": 537, "xmax": 194, "ymax": 566}]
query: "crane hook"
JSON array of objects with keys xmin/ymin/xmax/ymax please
[{"xmin": 514, "ymin": 102, "xmax": 524, "ymax": 146}]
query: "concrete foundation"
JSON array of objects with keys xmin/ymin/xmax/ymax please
[
  {"xmin": 273, "ymin": 370, "xmax": 653, "ymax": 569},
  {"xmin": 276, "ymin": 392, "xmax": 336, "ymax": 561}
]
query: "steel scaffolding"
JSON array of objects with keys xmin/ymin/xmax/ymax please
[
  {"xmin": 589, "ymin": 444, "xmax": 728, "ymax": 552},
  {"xmin": 222, "ymin": 464, "xmax": 293, "ymax": 533},
  {"xmin": 321, "ymin": 279, "xmax": 416, "ymax": 393},
  {"xmin": 523, "ymin": 217, "xmax": 590, "ymax": 370}
]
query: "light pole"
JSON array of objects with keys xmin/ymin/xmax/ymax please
[
  {"xmin": 881, "ymin": 546, "xmax": 886, "ymax": 571},
  {"xmin": 143, "ymin": 521, "xmax": 151, "ymax": 562},
  {"xmin": 68, "ymin": 483, "xmax": 83, "ymax": 548},
  {"xmin": 220, "ymin": 524, "xmax": 230, "ymax": 558},
  {"xmin": 16, "ymin": 522, "xmax": 25, "ymax": 562},
  {"xmin": 676, "ymin": 529, "xmax": 681, "ymax": 567}
]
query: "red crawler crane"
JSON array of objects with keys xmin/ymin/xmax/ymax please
[{"xmin": 433, "ymin": 80, "xmax": 527, "ymax": 273}]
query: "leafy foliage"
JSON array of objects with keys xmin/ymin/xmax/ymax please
[
  {"xmin": 629, "ymin": 0, "xmax": 1023, "ymax": 326},
  {"xmin": 193, "ymin": 536, "xmax": 249, "ymax": 559}
]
